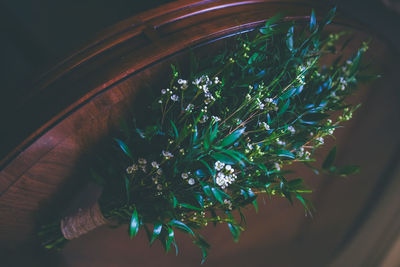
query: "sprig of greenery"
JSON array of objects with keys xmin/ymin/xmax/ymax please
[{"xmin": 40, "ymin": 8, "xmax": 371, "ymax": 262}]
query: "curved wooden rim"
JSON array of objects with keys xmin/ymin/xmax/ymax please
[{"xmin": 0, "ymin": 1, "xmax": 373, "ymax": 171}]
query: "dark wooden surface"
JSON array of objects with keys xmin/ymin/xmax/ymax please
[{"xmin": 0, "ymin": 1, "xmax": 399, "ymax": 266}]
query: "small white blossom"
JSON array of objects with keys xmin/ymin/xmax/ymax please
[
  {"xmin": 126, "ymin": 166, "xmax": 134, "ymax": 174},
  {"xmin": 158, "ymin": 100, "xmax": 162, "ymax": 104},
  {"xmin": 211, "ymin": 116, "xmax": 221, "ymax": 122},
  {"xmin": 156, "ymin": 168, "xmax": 163, "ymax": 175},
  {"xmin": 181, "ymin": 172, "xmax": 189, "ymax": 179},
  {"xmin": 162, "ymin": 150, "xmax": 174, "ymax": 159},
  {"xmin": 274, "ymin": 163, "xmax": 281, "ymax": 171},
  {"xmin": 157, "ymin": 184, "xmax": 163, "ymax": 191},
  {"xmin": 224, "ymin": 199, "xmax": 233, "ymax": 210},
  {"xmin": 225, "ymin": 165, "xmax": 232, "ymax": 171},
  {"xmin": 138, "ymin": 158, "xmax": 147, "ymax": 165},
  {"xmin": 185, "ymin": 103, "xmax": 194, "ymax": 112},
  {"xmin": 264, "ymin": 98, "xmax": 274, "ymax": 103},
  {"xmin": 316, "ymin": 137, "xmax": 324, "ymax": 144},
  {"xmin": 287, "ymin": 126, "xmax": 296, "ymax": 134},
  {"xmin": 161, "ymin": 89, "xmax": 167, "ymax": 94},
  {"xmin": 215, "ymin": 161, "xmax": 225, "ymax": 171},
  {"xmin": 188, "ymin": 178, "xmax": 195, "ymax": 185},
  {"xmin": 276, "ymin": 138, "xmax": 286, "ymax": 146},
  {"xmin": 171, "ymin": 94, "xmax": 179, "ymax": 101},
  {"xmin": 261, "ymin": 122, "xmax": 270, "ymax": 130},
  {"xmin": 247, "ymin": 143, "xmax": 254, "ymax": 150},
  {"xmin": 199, "ymin": 115, "xmax": 208, "ymax": 123},
  {"xmin": 151, "ymin": 161, "xmax": 159, "ymax": 168}
]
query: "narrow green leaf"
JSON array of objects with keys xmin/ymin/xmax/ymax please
[
  {"xmin": 169, "ymin": 220, "xmax": 194, "ymax": 236},
  {"xmin": 278, "ymin": 99, "xmax": 290, "ymax": 115},
  {"xmin": 179, "ymin": 203, "xmax": 202, "ymax": 211},
  {"xmin": 151, "ymin": 222, "xmax": 163, "ymax": 244},
  {"xmin": 130, "ymin": 208, "xmax": 139, "ymax": 238},
  {"xmin": 322, "ymin": 146, "xmax": 337, "ymax": 170},
  {"xmin": 165, "ymin": 227, "xmax": 175, "ymax": 252},
  {"xmin": 170, "ymin": 192, "xmax": 178, "ymax": 208},
  {"xmin": 114, "ymin": 138, "xmax": 133, "ymax": 160},
  {"xmin": 337, "ymin": 165, "xmax": 360, "ymax": 176},
  {"xmin": 210, "ymin": 152, "xmax": 235, "ymax": 165},
  {"xmin": 286, "ymin": 26, "xmax": 294, "ymax": 52},
  {"xmin": 220, "ymin": 127, "xmax": 246, "ymax": 147},
  {"xmin": 228, "ymin": 223, "xmax": 240, "ymax": 242},
  {"xmin": 170, "ymin": 120, "xmax": 179, "ymax": 140},
  {"xmin": 310, "ymin": 9, "xmax": 317, "ymax": 32},
  {"xmin": 277, "ymin": 149, "xmax": 296, "ymax": 159}
]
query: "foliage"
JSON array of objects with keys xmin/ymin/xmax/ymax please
[{"xmin": 40, "ymin": 9, "xmax": 370, "ymax": 262}]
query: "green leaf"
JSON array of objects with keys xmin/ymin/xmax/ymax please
[
  {"xmin": 193, "ymin": 235, "xmax": 210, "ymax": 264},
  {"xmin": 165, "ymin": 227, "xmax": 175, "ymax": 252},
  {"xmin": 200, "ymin": 182, "xmax": 213, "ymax": 197},
  {"xmin": 179, "ymin": 203, "xmax": 202, "ymax": 211},
  {"xmin": 301, "ymin": 112, "xmax": 329, "ymax": 124},
  {"xmin": 114, "ymin": 138, "xmax": 133, "ymax": 160},
  {"xmin": 280, "ymin": 85, "xmax": 303, "ymax": 100},
  {"xmin": 210, "ymin": 152, "xmax": 235, "ymax": 165},
  {"xmin": 220, "ymin": 127, "xmax": 246, "ymax": 147},
  {"xmin": 228, "ymin": 223, "xmax": 240, "ymax": 242},
  {"xmin": 170, "ymin": 120, "xmax": 179, "ymax": 140},
  {"xmin": 130, "ymin": 208, "xmax": 139, "ymax": 238},
  {"xmin": 277, "ymin": 149, "xmax": 296, "ymax": 159},
  {"xmin": 195, "ymin": 193, "xmax": 204, "ymax": 208},
  {"xmin": 151, "ymin": 222, "xmax": 163, "ymax": 244},
  {"xmin": 337, "ymin": 165, "xmax": 360, "ymax": 176},
  {"xmin": 310, "ymin": 9, "xmax": 317, "ymax": 32},
  {"xmin": 322, "ymin": 146, "xmax": 336, "ymax": 170},
  {"xmin": 211, "ymin": 187, "xmax": 230, "ymax": 204},
  {"xmin": 199, "ymin": 160, "xmax": 214, "ymax": 176},
  {"xmin": 210, "ymin": 122, "xmax": 218, "ymax": 143},
  {"xmin": 286, "ymin": 26, "xmax": 294, "ymax": 52},
  {"xmin": 278, "ymin": 99, "xmax": 290, "ymax": 115},
  {"xmin": 169, "ymin": 220, "xmax": 194, "ymax": 236},
  {"xmin": 170, "ymin": 192, "xmax": 178, "ymax": 208}
]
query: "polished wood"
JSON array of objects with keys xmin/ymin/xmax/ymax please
[{"xmin": 0, "ymin": 1, "xmax": 398, "ymax": 266}]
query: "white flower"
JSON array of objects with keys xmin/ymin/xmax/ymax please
[
  {"xmin": 316, "ymin": 137, "xmax": 324, "ymax": 144},
  {"xmin": 171, "ymin": 95, "xmax": 179, "ymax": 101},
  {"xmin": 214, "ymin": 77, "xmax": 220, "ymax": 84},
  {"xmin": 225, "ymin": 165, "xmax": 232, "ymax": 171},
  {"xmin": 156, "ymin": 168, "xmax": 163, "ymax": 175},
  {"xmin": 188, "ymin": 178, "xmax": 195, "ymax": 185},
  {"xmin": 157, "ymin": 184, "xmax": 163, "ymax": 191},
  {"xmin": 258, "ymin": 103, "xmax": 265, "ymax": 110},
  {"xmin": 264, "ymin": 98, "xmax": 273, "ymax": 103},
  {"xmin": 199, "ymin": 115, "xmax": 208, "ymax": 123},
  {"xmin": 276, "ymin": 138, "xmax": 286, "ymax": 146},
  {"xmin": 215, "ymin": 161, "xmax": 225, "ymax": 171},
  {"xmin": 151, "ymin": 161, "xmax": 159, "ymax": 168},
  {"xmin": 287, "ymin": 126, "xmax": 296, "ymax": 134},
  {"xmin": 185, "ymin": 103, "xmax": 194, "ymax": 112},
  {"xmin": 247, "ymin": 143, "xmax": 253, "ymax": 150},
  {"xmin": 126, "ymin": 166, "xmax": 134, "ymax": 174},
  {"xmin": 158, "ymin": 100, "xmax": 162, "ymax": 104},
  {"xmin": 161, "ymin": 89, "xmax": 167, "ymax": 94},
  {"xmin": 162, "ymin": 150, "xmax": 174, "ymax": 159},
  {"xmin": 260, "ymin": 122, "xmax": 270, "ymax": 130},
  {"xmin": 211, "ymin": 116, "xmax": 221, "ymax": 122},
  {"xmin": 216, "ymin": 172, "xmax": 226, "ymax": 188},
  {"xmin": 138, "ymin": 158, "xmax": 147, "ymax": 165},
  {"xmin": 178, "ymin": 79, "xmax": 184, "ymax": 84},
  {"xmin": 181, "ymin": 172, "xmax": 189, "ymax": 179},
  {"xmin": 274, "ymin": 163, "xmax": 281, "ymax": 171},
  {"xmin": 224, "ymin": 199, "xmax": 233, "ymax": 210}
]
